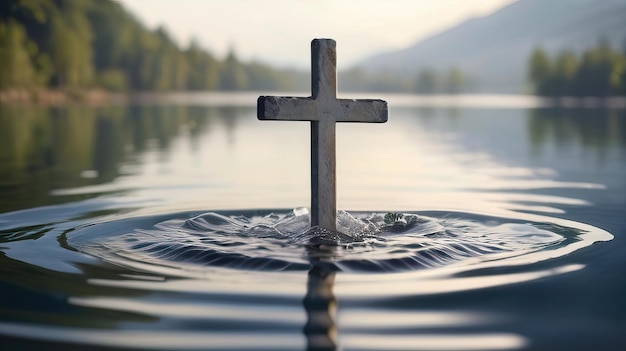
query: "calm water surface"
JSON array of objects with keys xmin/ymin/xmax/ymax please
[{"xmin": 0, "ymin": 93, "xmax": 625, "ymax": 350}]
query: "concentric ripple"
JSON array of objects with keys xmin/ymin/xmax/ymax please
[{"xmin": 71, "ymin": 208, "xmax": 600, "ymax": 273}]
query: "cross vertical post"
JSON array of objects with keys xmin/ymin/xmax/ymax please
[
  {"xmin": 257, "ymin": 39, "xmax": 388, "ymax": 231},
  {"xmin": 310, "ymin": 39, "xmax": 337, "ymax": 231}
]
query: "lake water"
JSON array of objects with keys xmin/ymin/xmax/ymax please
[{"xmin": 0, "ymin": 93, "xmax": 625, "ymax": 350}]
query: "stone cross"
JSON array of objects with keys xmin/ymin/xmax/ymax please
[{"xmin": 257, "ymin": 39, "xmax": 388, "ymax": 231}]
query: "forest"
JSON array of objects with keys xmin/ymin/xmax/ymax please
[
  {"xmin": 0, "ymin": 0, "xmax": 310, "ymax": 94},
  {"xmin": 528, "ymin": 41, "xmax": 626, "ymax": 97}
]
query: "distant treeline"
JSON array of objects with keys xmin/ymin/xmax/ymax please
[
  {"xmin": 528, "ymin": 41, "xmax": 626, "ymax": 97},
  {"xmin": 340, "ymin": 67, "xmax": 467, "ymax": 94},
  {"xmin": 0, "ymin": 0, "xmax": 308, "ymax": 93}
]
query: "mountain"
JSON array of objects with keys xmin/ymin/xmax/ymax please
[{"xmin": 358, "ymin": 0, "xmax": 626, "ymax": 92}]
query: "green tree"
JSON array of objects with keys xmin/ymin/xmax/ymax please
[
  {"xmin": 219, "ymin": 48, "xmax": 248, "ymax": 90},
  {"xmin": 0, "ymin": 0, "xmax": 52, "ymax": 89},
  {"xmin": 0, "ymin": 20, "xmax": 37, "ymax": 89},
  {"xmin": 86, "ymin": 0, "xmax": 133, "ymax": 71},
  {"xmin": 415, "ymin": 68, "xmax": 439, "ymax": 94},
  {"xmin": 45, "ymin": 0, "xmax": 94, "ymax": 88},
  {"xmin": 156, "ymin": 28, "xmax": 189, "ymax": 90},
  {"xmin": 186, "ymin": 39, "xmax": 219, "ymax": 90},
  {"xmin": 0, "ymin": 0, "xmax": 50, "ymax": 42},
  {"xmin": 552, "ymin": 51, "xmax": 579, "ymax": 95},
  {"xmin": 444, "ymin": 67, "xmax": 465, "ymax": 94},
  {"xmin": 574, "ymin": 41, "xmax": 619, "ymax": 96},
  {"xmin": 528, "ymin": 47, "xmax": 552, "ymax": 94},
  {"xmin": 612, "ymin": 55, "xmax": 626, "ymax": 94},
  {"xmin": 129, "ymin": 30, "xmax": 159, "ymax": 89}
]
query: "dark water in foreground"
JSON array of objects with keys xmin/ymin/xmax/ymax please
[{"xmin": 0, "ymin": 93, "xmax": 625, "ymax": 350}]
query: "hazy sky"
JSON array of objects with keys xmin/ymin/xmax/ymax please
[{"xmin": 118, "ymin": 0, "xmax": 517, "ymax": 68}]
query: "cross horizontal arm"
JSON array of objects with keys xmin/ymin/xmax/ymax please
[
  {"xmin": 258, "ymin": 96, "xmax": 317, "ymax": 121},
  {"xmin": 333, "ymin": 98, "xmax": 388, "ymax": 123},
  {"xmin": 258, "ymin": 96, "xmax": 388, "ymax": 123}
]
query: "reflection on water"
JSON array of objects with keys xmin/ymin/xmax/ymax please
[
  {"xmin": 304, "ymin": 266, "xmax": 337, "ymax": 351},
  {"xmin": 0, "ymin": 94, "xmax": 625, "ymax": 350},
  {"xmin": 529, "ymin": 108, "xmax": 626, "ymax": 148},
  {"xmin": 0, "ymin": 105, "xmax": 246, "ymax": 212}
]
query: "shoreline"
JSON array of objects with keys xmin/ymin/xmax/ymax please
[
  {"xmin": 0, "ymin": 88, "xmax": 127, "ymax": 106},
  {"xmin": 1, "ymin": 89, "xmax": 624, "ymax": 109}
]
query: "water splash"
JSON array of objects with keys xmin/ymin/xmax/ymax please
[{"xmin": 72, "ymin": 208, "xmax": 591, "ymax": 274}]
